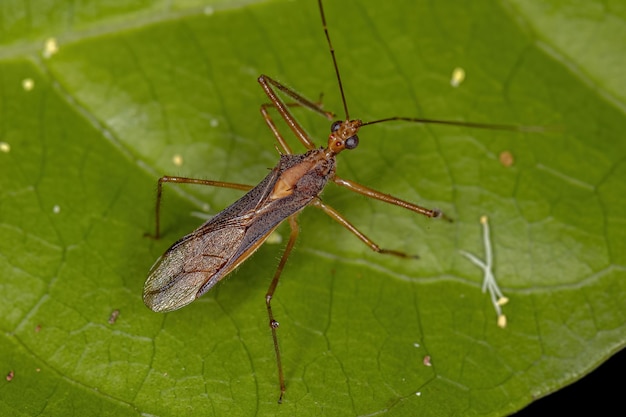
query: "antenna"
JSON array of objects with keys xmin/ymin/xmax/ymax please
[
  {"xmin": 362, "ymin": 117, "xmax": 548, "ymax": 133},
  {"xmin": 318, "ymin": 0, "xmax": 350, "ymax": 120}
]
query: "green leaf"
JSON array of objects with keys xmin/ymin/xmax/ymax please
[{"xmin": 1, "ymin": 0, "xmax": 624, "ymax": 416}]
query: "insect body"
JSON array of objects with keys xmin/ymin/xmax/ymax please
[
  {"xmin": 144, "ymin": 97, "xmax": 440, "ymax": 403},
  {"xmin": 144, "ymin": 0, "xmax": 534, "ymax": 403},
  {"xmin": 144, "ymin": 145, "xmax": 337, "ymax": 312},
  {"xmin": 143, "ymin": 112, "xmax": 432, "ymax": 313}
]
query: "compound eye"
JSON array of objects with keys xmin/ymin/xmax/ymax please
[
  {"xmin": 331, "ymin": 120, "xmax": 342, "ymax": 132},
  {"xmin": 345, "ymin": 135, "xmax": 359, "ymax": 150}
]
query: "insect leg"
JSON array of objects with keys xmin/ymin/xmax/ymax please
[
  {"xmin": 333, "ymin": 176, "xmax": 453, "ymax": 222},
  {"xmin": 258, "ymin": 74, "xmax": 334, "ymax": 151},
  {"xmin": 151, "ymin": 176, "xmax": 253, "ymax": 239},
  {"xmin": 260, "ymin": 103, "xmax": 295, "ymax": 155},
  {"xmin": 265, "ymin": 214, "xmax": 300, "ymax": 403},
  {"xmin": 260, "ymin": 96, "xmax": 330, "ymax": 155},
  {"xmin": 311, "ymin": 198, "xmax": 417, "ymax": 258}
]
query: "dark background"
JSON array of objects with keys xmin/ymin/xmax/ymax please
[{"xmin": 513, "ymin": 348, "xmax": 624, "ymax": 415}]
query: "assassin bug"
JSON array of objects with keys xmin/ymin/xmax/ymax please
[{"xmin": 143, "ymin": 0, "xmax": 538, "ymax": 402}]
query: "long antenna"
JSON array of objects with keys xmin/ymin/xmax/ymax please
[
  {"xmin": 317, "ymin": 1, "xmax": 552, "ymax": 135},
  {"xmin": 363, "ymin": 117, "xmax": 548, "ymax": 133},
  {"xmin": 318, "ymin": 0, "xmax": 350, "ymax": 120}
]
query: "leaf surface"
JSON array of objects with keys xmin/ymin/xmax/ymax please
[{"xmin": 1, "ymin": 0, "xmax": 624, "ymax": 416}]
